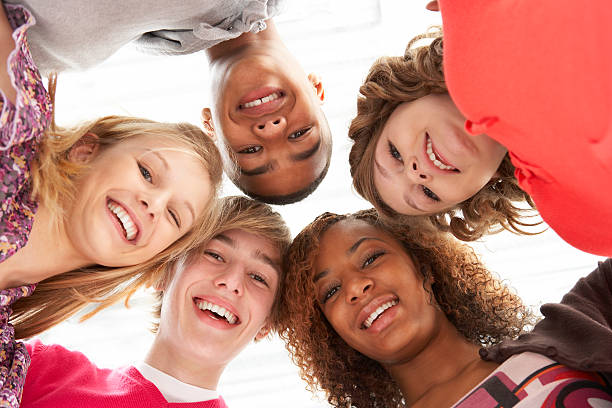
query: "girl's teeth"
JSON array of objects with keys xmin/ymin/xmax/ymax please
[
  {"xmin": 107, "ymin": 201, "xmax": 138, "ymax": 240},
  {"xmin": 426, "ymin": 138, "xmax": 455, "ymax": 171},
  {"xmin": 242, "ymin": 92, "xmax": 280, "ymax": 108},
  {"xmin": 363, "ymin": 299, "xmax": 399, "ymax": 329}
]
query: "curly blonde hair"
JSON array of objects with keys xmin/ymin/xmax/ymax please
[
  {"xmin": 12, "ymin": 114, "xmax": 223, "ymax": 339},
  {"xmin": 348, "ymin": 30, "xmax": 538, "ymax": 241},
  {"xmin": 279, "ymin": 209, "xmax": 536, "ymax": 407}
]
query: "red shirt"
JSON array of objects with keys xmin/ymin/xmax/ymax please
[
  {"xmin": 21, "ymin": 340, "xmax": 229, "ymax": 408},
  {"xmin": 439, "ymin": 0, "xmax": 612, "ymax": 255}
]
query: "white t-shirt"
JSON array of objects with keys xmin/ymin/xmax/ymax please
[{"xmin": 134, "ymin": 361, "xmax": 219, "ymax": 403}]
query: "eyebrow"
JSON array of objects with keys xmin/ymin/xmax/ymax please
[
  {"xmin": 212, "ymin": 233, "xmax": 234, "ymax": 246},
  {"xmin": 404, "ymin": 196, "xmax": 426, "ymax": 213},
  {"xmin": 239, "ymin": 161, "xmax": 277, "ymax": 177},
  {"xmin": 238, "ymin": 138, "xmax": 322, "ymax": 177},
  {"xmin": 147, "ymin": 149, "xmax": 196, "ymax": 224},
  {"xmin": 374, "ymin": 157, "xmax": 390, "ymax": 179},
  {"xmin": 313, "ymin": 237, "xmax": 386, "ymax": 283},
  {"xmin": 211, "ymin": 234, "xmax": 279, "ymax": 270},
  {"xmin": 313, "ymin": 269, "xmax": 328, "ymax": 283},
  {"xmin": 183, "ymin": 201, "xmax": 196, "ymax": 225},
  {"xmin": 149, "ymin": 150, "xmax": 169, "ymax": 171},
  {"xmin": 290, "ymin": 138, "xmax": 321, "ymax": 162},
  {"xmin": 254, "ymin": 249, "xmax": 281, "ymax": 275},
  {"xmin": 374, "ymin": 158, "xmax": 427, "ymax": 213},
  {"xmin": 348, "ymin": 237, "xmax": 385, "ymax": 255}
]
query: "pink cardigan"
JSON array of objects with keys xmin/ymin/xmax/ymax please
[{"xmin": 21, "ymin": 340, "xmax": 229, "ymax": 408}]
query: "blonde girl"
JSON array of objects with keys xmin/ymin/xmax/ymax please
[{"xmin": 0, "ymin": 4, "xmax": 222, "ymax": 406}]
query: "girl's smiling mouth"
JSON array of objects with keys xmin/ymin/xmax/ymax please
[
  {"xmin": 425, "ymin": 133, "xmax": 459, "ymax": 172},
  {"xmin": 357, "ymin": 295, "xmax": 400, "ymax": 331},
  {"xmin": 107, "ymin": 199, "xmax": 140, "ymax": 243}
]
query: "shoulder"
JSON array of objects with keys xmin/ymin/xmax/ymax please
[
  {"xmin": 26, "ymin": 339, "xmax": 96, "ymax": 371},
  {"xmin": 0, "ymin": 4, "xmax": 51, "ymax": 151}
]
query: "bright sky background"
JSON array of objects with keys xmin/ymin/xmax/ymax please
[{"xmin": 38, "ymin": 1, "xmax": 604, "ymax": 406}]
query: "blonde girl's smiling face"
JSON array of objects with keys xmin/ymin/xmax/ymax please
[
  {"xmin": 65, "ymin": 134, "xmax": 213, "ymax": 268},
  {"xmin": 373, "ymin": 94, "xmax": 507, "ymax": 215},
  {"xmin": 159, "ymin": 229, "xmax": 280, "ymax": 365},
  {"xmin": 313, "ymin": 219, "xmax": 445, "ymax": 365}
]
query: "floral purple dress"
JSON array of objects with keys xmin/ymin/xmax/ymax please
[{"xmin": 0, "ymin": 4, "xmax": 52, "ymax": 407}]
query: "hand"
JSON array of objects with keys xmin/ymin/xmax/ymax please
[{"xmin": 426, "ymin": 1, "xmax": 440, "ymax": 12}]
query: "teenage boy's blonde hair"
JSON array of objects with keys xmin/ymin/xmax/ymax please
[{"xmin": 150, "ymin": 196, "xmax": 292, "ymax": 333}]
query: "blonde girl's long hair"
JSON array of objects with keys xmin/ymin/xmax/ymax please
[
  {"xmin": 348, "ymin": 30, "xmax": 538, "ymax": 241},
  {"xmin": 11, "ymin": 96, "xmax": 223, "ymax": 338}
]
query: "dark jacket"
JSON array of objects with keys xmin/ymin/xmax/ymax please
[{"xmin": 480, "ymin": 259, "xmax": 612, "ymax": 383}]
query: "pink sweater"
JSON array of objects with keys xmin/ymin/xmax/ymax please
[{"xmin": 21, "ymin": 340, "xmax": 228, "ymax": 408}]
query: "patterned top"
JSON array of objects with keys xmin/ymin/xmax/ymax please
[
  {"xmin": 0, "ymin": 4, "xmax": 52, "ymax": 407},
  {"xmin": 453, "ymin": 352, "xmax": 612, "ymax": 408}
]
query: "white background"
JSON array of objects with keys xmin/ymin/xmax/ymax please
[{"xmin": 39, "ymin": 1, "xmax": 604, "ymax": 406}]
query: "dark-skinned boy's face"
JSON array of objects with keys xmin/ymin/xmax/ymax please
[{"xmin": 207, "ymin": 44, "xmax": 331, "ymax": 199}]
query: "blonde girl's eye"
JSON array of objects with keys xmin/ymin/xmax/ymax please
[
  {"xmin": 168, "ymin": 208, "xmax": 180, "ymax": 228},
  {"xmin": 138, "ymin": 163, "xmax": 152, "ymax": 183}
]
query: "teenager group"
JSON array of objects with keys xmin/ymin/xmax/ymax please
[{"xmin": 0, "ymin": 0, "xmax": 610, "ymax": 407}]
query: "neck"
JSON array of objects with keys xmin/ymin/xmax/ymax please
[
  {"xmin": 145, "ymin": 335, "xmax": 224, "ymax": 390},
  {"xmin": 384, "ymin": 322, "xmax": 498, "ymax": 407},
  {"xmin": 206, "ymin": 19, "xmax": 282, "ymax": 63},
  {"xmin": 0, "ymin": 204, "xmax": 90, "ymax": 289}
]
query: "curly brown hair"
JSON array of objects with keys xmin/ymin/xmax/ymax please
[
  {"xmin": 278, "ymin": 209, "xmax": 536, "ymax": 407},
  {"xmin": 348, "ymin": 30, "xmax": 539, "ymax": 242}
]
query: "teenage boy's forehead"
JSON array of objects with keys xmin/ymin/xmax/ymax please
[{"xmin": 212, "ymin": 232, "xmax": 281, "ymax": 274}]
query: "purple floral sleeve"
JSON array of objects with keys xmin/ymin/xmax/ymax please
[
  {"xmin": 0, "ymin": 285, "xmax": 35, "ymax": 407},
  {"xmin": 0, "ymin": 4, "xmax": 51, "ymax": 263},
  {"xmin": 0, "ymin": 4, "xmax": 52, "ymax": 408}
]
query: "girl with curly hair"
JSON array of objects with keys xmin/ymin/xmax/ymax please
[
  {"xmin": 279, "ymin": 210, "xmax": 612, "ymax": 407},
  {"xmin": 427, "ymin": 0, "xmax": 612, "ymax": 256},
  {"xmin": 349, "ymin": 30, "xmax": 540, "ymax": 243},
  {"xmin": 351, "ymin": 5, "xmax": 612, "ymax": 257}
]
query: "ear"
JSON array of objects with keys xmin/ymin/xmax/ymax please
[
  {"xmin": 426, "ymin": 1, "xmax": 440, "ymax": 11},
  {"xmin": 68, "ymin": 132, "xmax": 100, "ymax": 163},
  {"xmin": 200, "ymin": 108, "xmax": 217, "ymax": 141},
  {"xmin": 307, "ymin": 72, "xmax": 325, "ymax": 104},
  {"xmin": 254, "ymin": 320, "xmax": 272, "ymax": 341}
]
